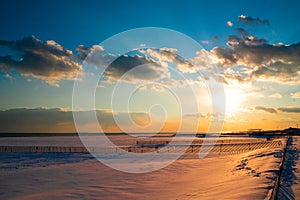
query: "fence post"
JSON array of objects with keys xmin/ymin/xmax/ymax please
[{"xmin": 269, "ymin": 137, "xmax": 291, "ymax": 200}]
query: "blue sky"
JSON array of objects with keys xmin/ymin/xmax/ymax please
[
  {"xmin": 0, "ymin": 0, "xmax": 300, "ymax": 132},
  {"xmin": 1, "ymin": 0, "xmax": 300, "ymax": 47}
]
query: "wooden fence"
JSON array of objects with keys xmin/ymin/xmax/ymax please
[{"xmin": 0, "ymin": 139, "xmax": 283, "ymax": 154}]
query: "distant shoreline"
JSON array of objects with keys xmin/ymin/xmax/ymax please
[
  {"xmin": 0, "ymin": 129, "xmax": 294, "ymax": 137},
  {"xmin": 0, "ymin": 132, "xmax": 178, "ymax": 137},
  {"xmin": 0, "ymin": 132, "xmax": 235, "ymax": 137},
  {"xmin": 0, "ymin": 133, "xmax": 120, "ymax": 137}
]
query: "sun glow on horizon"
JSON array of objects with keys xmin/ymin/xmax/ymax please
[{"xmin": 225, "ymin": 87, "xmax": 245, "ymax": 116}]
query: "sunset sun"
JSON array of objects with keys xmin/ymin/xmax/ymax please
[{"xmin": 225, "ymin": 87, "xmax": 244, "ymax": 115}]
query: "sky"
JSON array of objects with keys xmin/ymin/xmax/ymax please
[{"xmin": 0, "ymin": 0, "xmax": 300, "ymax": 133}]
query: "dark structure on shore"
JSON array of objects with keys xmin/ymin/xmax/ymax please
[{"xmin": 283, "ymin": 127, "xmax": 300, "ymax": 135}]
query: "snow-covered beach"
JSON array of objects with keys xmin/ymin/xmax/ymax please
[{"xmin": 1, "ymin": 135, "xmax": 298, "ymax": 199}]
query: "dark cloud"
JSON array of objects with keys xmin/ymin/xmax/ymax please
[
  {"xmin": 206, "ymin": 16, "xmax": 299, "ymax": 83},
  {"xmin": 213, "ymin": 36, "xmax": 220, "ymax": 41},
  {"xmin": 253, "ymin": 106, "xmax": 300, "ymax": 114},
  {"xmin": 0, "ymin": 36, "xmax": 82, "ymax": 86},
  {"xmin": 0, "ymin": 107, "xmax": 73, "ymax": 132},
  {"xmin": 278, "ymin": 107, "xmax": 300, "ymax": 113},
  {"xmin": 0, "ymin": 36, "xmax": 170, "ymax": 86},
  {"xmin": 238, "ymin": 15, "xmax": 269, "ymax": 26},
  {"xmin": 211, "ymin": 33, "xmax": 300, "ymax": 83},
  {"xmin": 255, "ymin": 106, "xmax": 277, "ymax": 113},
  {"xmin": 76, "ymin": 45, "xmax": 90, "ymax": 60},
  {"xmin": 235, "ymin": 28, "xmax": 250, "ymax": 37},
  {"xmin": 146, "ymin": 48, "xmax": 195, "ymax": 73},
  {"xmin": 105, "ymin": 55, "xmax": 167, "ymax": 82},
  {"xmin": 0, "ymin": 107, "xmax": 150, "ymax": 132},
  {"xmin": 76, "ymin": 44, "xmax": 105, "ymax": 62}
]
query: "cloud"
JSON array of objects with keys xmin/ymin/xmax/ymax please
[
  {"xmin": 238, "ymin": 15, "xmax": 269, "ymax": 26},
  {"xmin": 2, "ymin": 22, "xmax": 298, "ymax": 88},
  {"xmin": 0, "ymin": 107, "xmax": 150, "ymax": 132},
  {"xmin": 184, "ymin": 112, "xmax": 224, "ymax": 119},
  {"xmin": 253, "ymin": 106, "xmax": 300, "ymax": 114},
  {"xmin": 0, "ymin": 107, "xmax": 74, "ymax": 132},
  {"xmin": 201, "ymin": 40, "xmax": 210, "ymax": 44},
  {"xmin": 0, "ymin": 36, "xmax": 83, "ymax": 87},
  {"xmin": 227, "ymin": 21, "xmax": 233, "ymax": 27},
  {"xmin": 269, "ymin": 93, "xmax": 282, "ymax": 98},
  {"xmin": 4, "ymin": 73, "xmax": 12, "ymax": 80},
  {"xmin": 150, "ymin": 84, "xmax": 165, "ymax": 92},
  {"xmin": 278, "ymin": 107, "xmax": 300, "ymax": 113},
  {"xmin": 146, "ymin": 48, "xmax": 195, "ymax": 73},
  {"xmin": 136, "ymin": 84, "xmax": 166, "ymax": 92},
  {"xmin": 76, "ymin": 44, "xmax": 104, "ymax": 59},
  {"xmin": 213, "ymin": 36, "xmax": 219, "ymax": 41},
  {"xmin": 104, "ymin": 55, "xmax": 168, "ymax": 83},
  {"xmin": 291, "ymin": 91, "xmax": 300, "ymax": 98},
  {"xmin": 255, "ymin": 106, "xmax": 277, "ymax": 113},
  {"xmin": 235, "ymin": 28, "xmax": 250, "ymax": 37},
  {"xmin": 76, "ymin": 45, "xmax": 91, "ymax": 59},
  {"xmin": 210, "ymin": 33, "xmax": 300, "ymax": 83}
]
